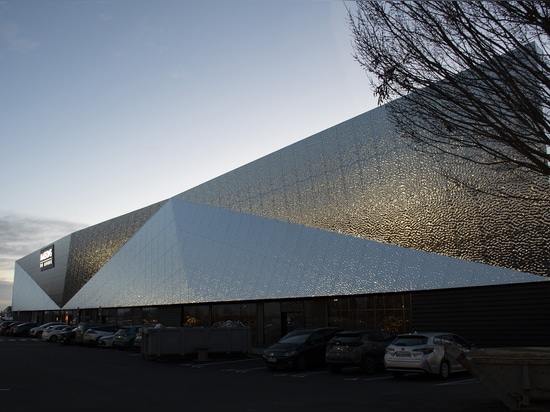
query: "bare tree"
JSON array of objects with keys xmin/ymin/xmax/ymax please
[{"xmin": 348, "ymin": 1, "xmax": 550, "ymax": 198}]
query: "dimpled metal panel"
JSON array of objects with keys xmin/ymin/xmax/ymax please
[
  {"xmin": 64, "ymin": 199, "xmax": 542, "ymax": 309},
  {"xmin": 12, "ymin": 263, "xmax": 61, "ymax": 311},
  {"xmin": 16, "ymin": 234, "xmax": 71, "ymax": 307},
  {"xmin": 180, "ymin": 106, "xmax": 550, "ymax": 277},
  {"xmin": 62, "ymin": 201, "xmax": 166, "ymax": 306}
]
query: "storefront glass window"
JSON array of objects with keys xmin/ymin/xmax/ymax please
[
  {"xmin": 183, "ymin": 305, "xmax": 210, "ymax": 327},
  {"xmin": 142, "ymin": 307, "xmax": 159, "ymax": 325},
  {"xmin": 327, "ymin": 293, "xmax": 411, "ymax": 333},
  {"xmin": 263, "ymin": 301, "xmax": 281, "ymax": 346}
]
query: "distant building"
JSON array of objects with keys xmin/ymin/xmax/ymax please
[{"xmin": 12, "ymin": 104, "xmax": 550, "ymax": 347}]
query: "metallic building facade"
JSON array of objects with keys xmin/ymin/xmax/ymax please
[{"xmin": 12, "ymin": 105, "xmax": 550, "ymax": 313}]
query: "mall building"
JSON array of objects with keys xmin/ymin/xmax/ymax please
[{"xmin": 12, "ymin": 101, "xmax": 550, "ymax": 348}]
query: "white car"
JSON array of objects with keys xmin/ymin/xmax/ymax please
[
  {"xmin": 82, "ymin": 326, "xmax": 119, "ymax": 346},
  {"xmin": 384, "ymin": 332, "xmax": 474, "ymax": 379},
  {"xmin": 42, "ymin": 325, "xmax": 74, "ymax": 342},
  {"xmin": 29, "ymin": 322, "xmax": 66, "ymax": 338},
  {"xmin": 97, "ymin": 333, "xmax": 116, "ymax": 348}
]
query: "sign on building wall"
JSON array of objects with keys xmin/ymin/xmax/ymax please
[{"xmin": 39, "ymin": 245, "xmax": 54, "ymax": 271}]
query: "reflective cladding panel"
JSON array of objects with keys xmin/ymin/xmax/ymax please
[
  {"xmin": 63, "ymin": 200, "xmax": 184, "ymax": 309},
  {"xmin": 180, "ymin": 106, "xmax": 550, "ymax": 277},
  {"xmin": 12, "ymin": 263, "xmax": 61, "ymax": 311},
  {"xmin": 15, "ymin": 234, "xmax": 71, "ymax": 307},
  {"xmin": 62, "ymin": 201, "xmax": 166, "ymax": 306},
  {"xmin": 64, "ymin": 199, "xmax": 544, "ymax": 309}
]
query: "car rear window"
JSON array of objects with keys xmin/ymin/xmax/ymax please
[
  {"xmin": 392, "ymin": 336, "xmax": 429, "ymax": 346},
  {"xmin": 335, "ymin": 332, "xmax": 362, "ymax": 338},
  {"xmin": 331, "ymin": 332, "xmax": 362, "ymax": 342},
  {"xmin": 280, "ymin": 334, "xmax": 309, "ymax": 344}
]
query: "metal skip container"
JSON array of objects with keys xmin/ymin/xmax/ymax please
[{"xmin": 445, "ymin": 344, "xmax": 550, "ymax": 410}]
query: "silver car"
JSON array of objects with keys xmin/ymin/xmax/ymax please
[
  {"xmin": 384, "ymin": 332, "xmax": 473, "ymax": 379},
  {"xmin": 42, "ymin": 325, "xmax": 74, "ymax": 342}
]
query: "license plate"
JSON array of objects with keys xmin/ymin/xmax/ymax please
[
  {"xmin": 396, "ymin": 352, "xmax": 411, "ymax": 357},
  {"xmin": 267, "ymin": 357, "xmax": 277, "ymax": 363}
]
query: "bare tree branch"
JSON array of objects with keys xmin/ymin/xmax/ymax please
[{"xmin": 349, "ymin": 1, "xmax": 550, "ymax": 198}]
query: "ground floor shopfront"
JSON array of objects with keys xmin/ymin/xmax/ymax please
[{"xmin": 15, "ymin": 281, "xmax": 550, "ymax": 348}]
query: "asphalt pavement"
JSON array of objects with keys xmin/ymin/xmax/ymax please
[{"xmin": 1, "ymin": 337, "xmax": 547, "ymax": 412}]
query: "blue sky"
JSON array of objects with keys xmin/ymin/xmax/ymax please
[{"xmin": 0, "ymin": 0, "xmax": 377, "ymax": 309}]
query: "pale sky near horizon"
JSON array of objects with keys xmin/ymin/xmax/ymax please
[{"xmin": 0, "ymin": 0, "xmax": 378, "ymax": 309}]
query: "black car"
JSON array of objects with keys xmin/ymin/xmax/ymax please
[
  {"xmin": 325, "ymin": 329, "xmax": 394, "ymax": 374},
  {"xmin": 58, "ymin": 327, "xmax": 78, "ymax": 344},
  {"xmin": 10, "ymin": 322, "xmax": 40, "ymax": 337},
  {"xmin": 263, "ymin": 327, "xmax": 342, "ymax": 370}
]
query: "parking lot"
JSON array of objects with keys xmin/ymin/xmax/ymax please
[{"xmin": 0, "ymin": 336, "xmax": 529, "ymax": 412}]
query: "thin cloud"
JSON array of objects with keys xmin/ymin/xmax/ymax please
[
  {"xmin": 0, "ymin": 213, "xmax": 86, "ymax": 281},
  {"xmin": 0, "ymin": 22, "xmax": 39, "ymax": 52},
  {"xmin": 0, "ymin": 280, "xmax": 13, "ymax": 310}
]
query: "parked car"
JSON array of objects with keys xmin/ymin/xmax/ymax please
[
  {"xmin": 42, "ymin": 325, "xmax": 74, "ymax": 342},
  {"xmin": 325, "ymin": 329, "xmax": 394, "ymax": 374},
  {"xmin": 384, "ymin": 332, "xmax": 474, "ymax": 379},
  {"xmin": 113, "ymin": 325, "xmax": 144, "ymax": 349},
  {"xmin": 0, "ymin": 321, "xmax": 21, "ymax": 335},
  {"xmin": 58, "ymin": 327, "xmax": 78, "ymax": 344},
  {"xmin": 74, "ymin": 323, "xmax": 104, "ymax": 344},
  {"xmin": 10, "ymin": 322, "xmax": 40, "ymax": 337},
  {"xmin": 97, "ymin": 333, "xmax": 116, "ymax": 348},
  {"xmin": 132, "ymin": 329, "xmax": 143, "ymax": 351},
  {"xmin": 82, "ymin": 325, "xmax": 119, "ymax": 346},
  {"xmin": 0, "ymin": 321, "xmax": 14, "ymax": 335},
  {"xmin": 263, "ymin": 327, "xmax": 342, "ymax": 370},
  {"xmin": 29, "ymin": 322, "xmax": 67, "ymax": 338}
]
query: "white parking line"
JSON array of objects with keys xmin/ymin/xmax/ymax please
[
  {"xmin": 364, "ymin": 375, "xmax": 394, "ymax": 381},
  {"xmin": 435, "ymin": 378, "xmax": 478, "ymax": 386},
  {"xmin": 290, "ymin": 370, "xmax": 331, "ymax": 378},
  {"xmin": 221, "ymin": 366, "xmax": 267, "ymax": 373},
  {"xmin": 181, "ymin": 357, "xmax": 262, "ymax": 368}
]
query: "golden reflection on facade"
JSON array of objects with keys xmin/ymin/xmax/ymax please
[{"xmin": 181, "ymin": 107, "xmax": 550, "ymax": 277}]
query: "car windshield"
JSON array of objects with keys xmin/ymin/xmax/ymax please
[
  {"xmin": 392, "ymin": 336, "xmax": 429, "ymax": 346},
  {"xmin": 279, "ymin": 332, "xmax": 310, "ymax": 344},
  {"xmin": 116, "ymin": 329, "xmax": 128, "ymax": 336}
]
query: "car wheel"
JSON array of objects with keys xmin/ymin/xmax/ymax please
[
  {"xmin": 328, "ymin": 364, "xmax": 342, "ymax": 374},
  {"xmin": 439, "ymin": 361, "xmax": 450, "ymax": 379},
  {"xmin": 50, "ymin": 335, "xmax": 57, "ymax": 342},
  {"xmin": 295, "ymin": 355, "xmax": 307, "ymax": 371}
]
